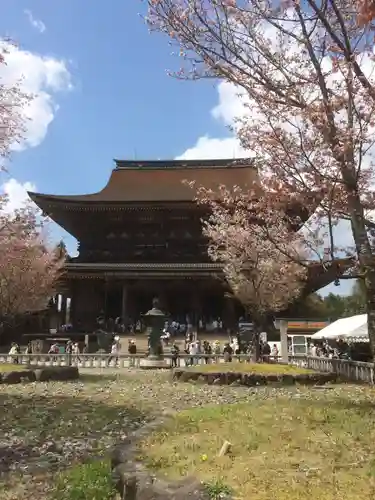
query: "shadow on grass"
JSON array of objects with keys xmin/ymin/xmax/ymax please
[{"xmin": 0, "ymin": 391, "xmax": 149, "ymax": 474}]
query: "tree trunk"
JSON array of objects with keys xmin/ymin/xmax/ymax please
[
  {"xmin": 252, "ymin": 314, "xmax": 270, "ymax": 362},
  {"xmin": 365, "ymin": 269, "xmax": 375, "ymax": 360},
  {"xmin": 251, "ymin": 330, "xmax": 260, "ymax": 362},
  {"xmin": 345, "ymin": 183, "xmax": 375, "ymax": 360}
]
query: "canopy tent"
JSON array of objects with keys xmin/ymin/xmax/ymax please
[{"xmin": 310, "ymin": 314, "xmax": 368, "ymax": 340}]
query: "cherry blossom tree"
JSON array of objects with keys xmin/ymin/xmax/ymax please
[
  {"xmin": 0, "ymin": 201, "xmax": 64, "ymax": 327},
  {"xmin": 357, "ymin": 0, "xmax": 375, "ymax": 24},
  {"xmin": 148, "ymin": 0, "xmax": 375, "ymax": 358},
  {"xmin": 0, "ymin": 39, "xmax": 52, "ymax": 328},
  {"xmin": 191, "ymin": 182, "xmax": 306, "ymax": 318}
]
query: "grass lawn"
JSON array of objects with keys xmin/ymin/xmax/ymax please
[
  {"xmin": 0, "ymin": 363, "xmax": 37, "ymax": 372},
  {"xmin": 0, "ymin": 370, "xmax": 254, "ymax": 499},
  {"xmin": 2, "ymin": 368, "xmax": 375, "ymax": 500},
  {"xmin": 138, "ymin": 386, "xmax": 375, "ymax": 500},
  {"xmin": 187, "ymin": 362, "xmax": 314, "ymax": 375}
]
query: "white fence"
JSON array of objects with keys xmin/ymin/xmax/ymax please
[
  {"xmin": 290, "ymin": 355, "xmax": 375, "ymax": 384},
  {"xmin": 1, "ymin": 353, "xmax": 374, "ymax": 384},
  {"xmin": 0, "ymin": 353, "xmax": 260, "ymax": 369}
]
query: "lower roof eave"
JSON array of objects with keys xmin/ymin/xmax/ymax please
[
  {"xmin": 64, "ymin": 262, "xmax": 224, "ymax": 272},
  {"xmin": 63, "ymin": 273, "xmax": 221, "ymax": 280}
]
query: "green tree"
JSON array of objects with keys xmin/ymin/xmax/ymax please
[{"xmin": 290, "ymin": 282, "xmax": 366, "ymax": 320}]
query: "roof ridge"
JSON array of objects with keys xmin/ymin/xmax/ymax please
[{"xmin": 114, "ymin": 158, "xmax": 254, "ymax": 170}]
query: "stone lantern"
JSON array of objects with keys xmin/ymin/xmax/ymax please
[{"xmin": 143, "ymin": 297, "xmax": 166, "ymax": 359}]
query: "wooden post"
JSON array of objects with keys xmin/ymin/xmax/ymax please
[
  {"xmin": 121, "ymin": 284, "xmax": 128, "ymax": 324},
  {"xmin": 218, "ymin": 440, "xmax": 232, "ymax": 457},
  {"xmin": 191, "ymin": 281, "xmax": 201, "ymax": 337}
]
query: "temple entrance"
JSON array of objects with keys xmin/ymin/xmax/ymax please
[
  {"xmin": 202, "ymin": 292, "xmax": 225, "ymax": 320},
  {"xmin": 165, "ymin": 292, "xmax": 190, "ymax": 322},
  {"xmin": 103, "ymin": 283, "xmax": 122, "ymax": 320}
]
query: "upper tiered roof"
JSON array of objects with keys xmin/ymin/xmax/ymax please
[{"xmin": 28, "ymin": 158, "xmax": 258, "ymax": 208}]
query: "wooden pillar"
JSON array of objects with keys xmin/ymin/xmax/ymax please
[
  {"xmin": 280, "ymin": 320, "xmax": 289, "ymax": 363},
  {"xmin": 61, "ymin": 294, "xmax": 66, "ymax": 327},
  {"xmin": 65, "ymin": 297, "xmax": 71, "ymax": 325},
  {"xmin": 191, "ymin": 281, "xmax": 201, "ymax": 331},
  {"xmin": 72, "ymin": 279, "xmax": 102, "ymax": 331},
  {"xmin": 121, "ymin": 283, "xmax": 128, "ymax": 323},
  {"xmin": 69, "ymin": 281, "xmax": 76, "ymax": 327}
]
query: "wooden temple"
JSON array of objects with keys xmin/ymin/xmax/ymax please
[{"xmin": 28, "ymin": 158, "xmax": 346, "ymax": 333}]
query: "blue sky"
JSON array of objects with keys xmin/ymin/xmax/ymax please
[{"xmin": 0, "ymin": 0, "xmax": 352, "ymax": 296}]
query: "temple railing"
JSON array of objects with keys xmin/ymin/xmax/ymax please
[
  {"xmin": 289, "ymin": 355, "xmax": 375, "ymax": 384},
  {"xmin": 0, "ymin": 353, "xmax": 279, "ymax": 369}
]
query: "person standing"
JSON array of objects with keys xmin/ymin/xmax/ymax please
[
  {"xmin": 128, "ymin": 339, "xmax": 137, "ymax": 367},
  {"xmin": 8, "ymin": 343, "xmax": 19, "ymax": 364},
  {"xmin": 203, "ymin": 340, "xmax": 212, "ymax": 364},
  {"xmin": 262, "ymin": 342, "xmax": 271, "ymax": 363},
  {"xmin": 171, "ymin": 341, "xmax": 180, "ymax": 368},
  {"xmin": 271, "ymin": 344, "xmax": 279, "ymax": 361},
  {"xmin": 189, "ymin": 340, "xmax": 197, "ymax": 366},
  {"xmin": 310, "ymin": 343, "xmax": 318, "ymax": 357},
  {"xmin": 223, "ymin": 342, "xmax": 233, "ymax": 362},
  {"xmin": 65, "ymin": 340, "xmax": 73, "ymax": 366},
  {"xmin": 108, "ymin": 336, "xmax": 121, "ymax": 367},
  {"xmin": 72, "ymin": 342, "xmax": 81, "ymax": 365}
]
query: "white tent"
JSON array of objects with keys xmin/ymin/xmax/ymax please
[{"xmin": 310, "ymin": 314, "xmax": 368, "ymax": 340}]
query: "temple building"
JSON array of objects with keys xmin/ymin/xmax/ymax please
[{"xmin": 29, "ymin": 159, "xmax": 347, "ymax": 333}]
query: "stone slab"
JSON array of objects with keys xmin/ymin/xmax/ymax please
[{"xmin": 140, "ymin": 359, "xmax": 170, "ymax": 370}]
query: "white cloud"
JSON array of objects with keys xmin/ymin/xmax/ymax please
[
  {"xmin": 1, "ymin": 178, "xmax": 36, "ymax": 213},
  {"xmin": 178, "ymin": 80, "xmax": 249, "ymax": 160},
  {"xmin": 0, "ymin": 41, "xmax": 72, "ymax": 151},
  {"xmin": 177, "ymin": 135, "xmax": 246, "ymax": 160},
  {"xmin": 211, "ymin": 81, "xmax": 247, "ymax": 127},
  {"xmin": 0, "ymin": 177, "xmax": 78, "ymax": 256},
  {"xmin": 24, "ymin": 9, "xmax": 46, "ymax": 34}
]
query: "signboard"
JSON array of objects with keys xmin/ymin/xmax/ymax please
[
  {"xmin": 287, "ymin": 321, "xmax": 329, "ymax": 331},
  {"xmin": 260, "ymin": 331, "xmax": 267, "ymax": 343},
  {"xmin": 239, "ymin": 322, "xmax": 254, "ymax": 332},
  {"xmin": 238, "ymin": 322, "xmax": 254, "ymax": 341}
]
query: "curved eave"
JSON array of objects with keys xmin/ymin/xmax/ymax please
[
  {"xmin": 28, "ymin": 192, "xmax": 199, "ymax": 211},
  {"xmin": 28, "ymin": 162, "xmax": 258, "ymax": 205}
]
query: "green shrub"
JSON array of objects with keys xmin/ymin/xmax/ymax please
[
  {"xmin": 204, "ymin": 478, "xmax": 234, "ymax": 499},
  {"xmin": 52, "ymin": 460, "xmax": 116, "ymax": 500}
]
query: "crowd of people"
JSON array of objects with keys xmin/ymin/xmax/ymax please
[
  {"xmin": 12, "ymin": 322, "xmax": 370, "ymax": 366},
  {"xmin": 60, "ymin": 314, "xmax": 229, "ymax": 337},
  {"xmin": 170, "ymin": 336, "xmax": 281, "ymax": 366},
  {"xmin": 308, "ymin": 339, "xmax": 351, "ymax": 359}
]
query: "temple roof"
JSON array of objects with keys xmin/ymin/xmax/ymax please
[{"xmin": 28, "ymin": 158, "xmax": 257, "ymax": 207}]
